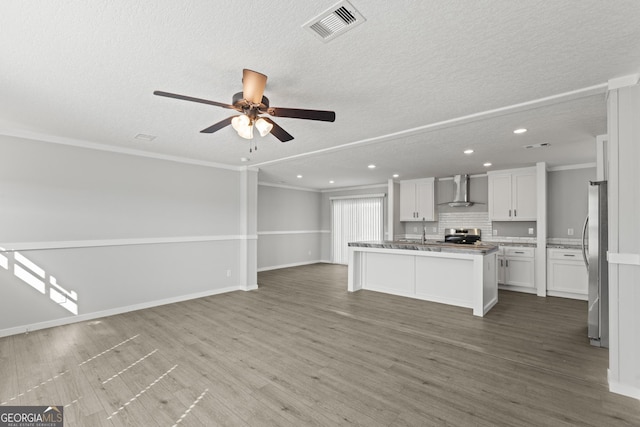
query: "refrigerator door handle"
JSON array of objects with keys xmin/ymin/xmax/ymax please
[{"xmin": 581, "ymin": 215, "xmax": 589, "ymax": 271}]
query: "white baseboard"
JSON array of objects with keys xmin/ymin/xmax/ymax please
[
  {"xmin": 609, "ymin": 379, "xmax": 640, "ymax": 400},
  {"xmin": 546, "ymin": 290, "xmax": 588, "ymax": 301},
  {"xmin": 0, "ymin": 285, "xmax": 243, "ymax": 338},
  {"xmin": 498, "ymin": 284, "xmax": 537, "ymax": 294},
  {"xmin": 257, "ymin": 260, "xmax": 332, "ymax": 272}
]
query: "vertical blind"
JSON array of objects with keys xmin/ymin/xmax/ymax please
[{"xmin": 331, "ymin": 195, "xmax": 384, "ymax": 264}]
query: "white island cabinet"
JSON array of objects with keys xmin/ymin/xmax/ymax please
[{"xmin": 348, "ymin": 241, "xmax": 498, "ymax": 317}]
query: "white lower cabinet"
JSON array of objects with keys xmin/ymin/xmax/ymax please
[
  {"xmin": 546, "ymin": 248, "xmax": 588, "ymax": 300},
  {"xmin": 498, "ymin": 246, "xmax": 536, "ymax": 293}
]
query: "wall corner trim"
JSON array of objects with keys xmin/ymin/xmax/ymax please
[
  {"xmin": 608, "ymin": 74, "xmax": 640, "ymax": 91},
  {"xmin": 607, "ymin": 252, "xmax": 640, "ymax": 266}
]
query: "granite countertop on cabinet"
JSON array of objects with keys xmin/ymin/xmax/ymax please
[
  {"xmin": 546, "ymin": 243, "xmax": 583, "ymax": 250},
  {"xmin": 348, "ymin": 240, "xmax": 499, "ymax": 255},
  {"xmin": 484, "ymin": 241, "xmax": 537, "ymax": 248}
]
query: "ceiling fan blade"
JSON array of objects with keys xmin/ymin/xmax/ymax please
[
  {"xmin": 266, "ymin": 107, "xmax": 335, "ymax": 122},
  {"xmin": 262, "ymin": 117, "xmax": 294, "ymax": 142},
  {"xmin": 242, "ymin": 69, "xmax": 268, "ymax": 104},
  {"xmin": 154, "ymin": 90, "xmax": 238, "ymax": 110},
  {"xmin": 200, "ymin": 116, "xmax": 236, "ymax": 133}
]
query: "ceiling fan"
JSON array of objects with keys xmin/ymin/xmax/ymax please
[{"xmin": 154, "ymin": 69, "xmax": 336, "ymax": 151}]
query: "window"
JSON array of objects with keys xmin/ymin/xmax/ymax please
[{"xmin": 331, "ymin": 195, "xmax": 384, "ymax": 264}]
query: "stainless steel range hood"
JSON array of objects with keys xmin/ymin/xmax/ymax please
[{"xmin": 447, "ymin": 174, "xmax": 474, "ymax": 207}]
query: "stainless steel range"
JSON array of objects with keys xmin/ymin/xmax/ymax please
[{"xmin": 444, "ymin": 228, "xmax": 481, "ymax": 245}]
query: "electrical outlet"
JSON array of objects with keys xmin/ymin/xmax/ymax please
[
  {"xmin": 308, "ymin": 250, "xmax": 312, "ymax": 256},
  {"xmin": 413, "ymin": 227, "xmax": 418, "ymax": 232},
  {"xmin": 226, "ymin": 270, "xmax": 231, "ymax": 277},
  {"xmin": 493, "ymin": 229, "xmax": 498, "ymax": 236},
  {"xmin": 568, "ymin": 228, "xmax": 574, "ymax": 236},
  {"xmin": 528, "ymin": 228, "xmax": 534, "ymax": 235},
  {"xmin": 432, "ymin": 227, "xmax": 437, "ymax": 233}
]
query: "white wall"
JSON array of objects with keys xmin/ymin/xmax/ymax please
[
  {"xmin": 0, "ymin": 135, "xmax": 247, "ymax": 336},
  {"xmin": 257, "ymin": 184, "xmax": 324, "ymax": 270}
]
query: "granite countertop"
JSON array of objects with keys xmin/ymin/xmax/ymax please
[
  {"xmin": 488, "ymin": 241, "xmax": 537, "ymax": 248},
  {"xmin": 348, "ymin": 240, "xmax": 499, "ymax": 255},
  {"xmin": 546, "ymin": 243, "xmax": 583, "ymax": 250}
]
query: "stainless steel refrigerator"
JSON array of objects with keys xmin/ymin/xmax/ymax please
[{"xmin": 581, "ymin": 181, "xmax": 608, "ymax": 348}]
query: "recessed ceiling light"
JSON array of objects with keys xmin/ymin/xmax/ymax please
[
  {"xmin": 392, "ymin": 174, "xmax": 399, "ymax": 178},
  {"xmin": 240, "ymin": 157, "xmax": 249, "ymax": 162},
  {"xmin": 134, "ymin": 133, "xmax": 156, "ymax": 141},
  {"xmin": 513, "ymin": 128, "xmax": 527, "ymax": 134},
  {"xmin": 483, "ymin": 162, "xmax": 492, "ymax": 167},
  {"xmin": 368, "ymin": 164, "xmax": 376, "ymax": 169},
  {"xmin": 329, "ymin": 180, "xmax": 335, "ymax": 184},
  {"xmin": 296, "ymin": 174, "xmax": 303, "ymax": 179},
  {"xmin": 463, "ymin": 149, "xmax": 474, "ymax": 154}
]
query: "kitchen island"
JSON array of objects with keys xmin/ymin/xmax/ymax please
[{"xmin": 348, "ymin": 241, "xmax": 499, "ymax": 316}]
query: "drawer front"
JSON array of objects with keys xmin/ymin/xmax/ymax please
[
  {"xmin": 547, "ymin": 248, "xmax": 582, "ymax": 261},
  {"xmin": 504, "ymin": 246, "xmax": 534, "ymax": 258}
]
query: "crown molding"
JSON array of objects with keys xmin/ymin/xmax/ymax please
[{"xmin": 0, "ymin": 129, "xmax": 242, "ymax": 171}]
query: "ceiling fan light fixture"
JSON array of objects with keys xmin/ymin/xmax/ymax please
[
  {"xmin": 237, "ymin": 123, "xmax": 253, "ymax": 140},
  {"xmin": 154, "ymin": 68, "xmax": 334, "ymax": 145},
  {"xmin": 232, "ymin": 114, "xmax": 254, "ymax": 139},
  {"xmin": 255, "ymin": 118, "xmax": 273, "ymax": 137},
  {"xmin": 231, "ymin": 114, "xmax": 250, "ymax": 131}
]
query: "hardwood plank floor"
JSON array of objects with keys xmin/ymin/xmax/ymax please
[{"xmin": 1, "ymin": 263, "xmax": 639, "ymax": 426}]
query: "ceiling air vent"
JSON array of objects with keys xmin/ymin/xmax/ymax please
[
  {"xmin": 303, "ymin": 1, "xmax": 366, "ymax": 43},
  {"xmin": 524, "ymin": 142, "xmax": 551, "ymax": 149}
]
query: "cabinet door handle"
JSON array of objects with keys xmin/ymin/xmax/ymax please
[
  {"xmin": 500, "ymin": 259, "xmax": 503, "ymax": 267},
  {"xmin": 514, "ymin": 209, "xmax": 517, "ymax": 217},
  {"xmin": 509, "ymin": 209, "xmax": 511, "ymax": 217},
  {"xmin": 506, "ymin": 260, "xmax": 509, "ymax": 267},
  {"xmin": 515, "ymin": 251, "xmax": 524, "ymax": 254},
  {"xmin": 564, "ymin": 254, "xmax": 575, "ymax": 257}
]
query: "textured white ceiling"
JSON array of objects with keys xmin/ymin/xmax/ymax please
[{"xmin": 1, "ymin": 1, "xmax": 639, "ymax": 189}]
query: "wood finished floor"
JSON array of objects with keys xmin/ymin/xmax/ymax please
[{"xmin": 1, "ymin": 263, "xmax": 639, "ymax": 426}]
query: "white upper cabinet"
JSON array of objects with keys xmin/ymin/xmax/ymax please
[
  {"xmin": 488, "ymin": 174, "xmax": 512, "ymax": 220},
  {"xmin": 400, "ymin": 178, "xmax": 436, "ymax": 221},
  {"xmin": 488, "ymin": 168, "xmax": 537, "ymax": 221}
]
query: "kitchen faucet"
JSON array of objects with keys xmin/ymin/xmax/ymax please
[{"xmin": 421, "ymin": 218, "xmax": 426, "ymax": 244}]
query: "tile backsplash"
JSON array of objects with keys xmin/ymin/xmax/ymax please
[
  {"xmin": 401, "ymin": 212, "xmax": 491, "ymax": 240},
  {"xmin": 437, "ymin": 212, "xmax": 492, "ymax": 238},
  {"xmin": 400, "ymin": 212, "xmax": 538, "ymax": 244}
]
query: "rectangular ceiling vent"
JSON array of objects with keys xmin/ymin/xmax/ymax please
[
  {"xmin": 303, "ymin": 1, "xmax": 366, "ymax": 43},
  {"xmin": 524, "ymin": 142, "xmax": 551, "ymax": 149}
]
